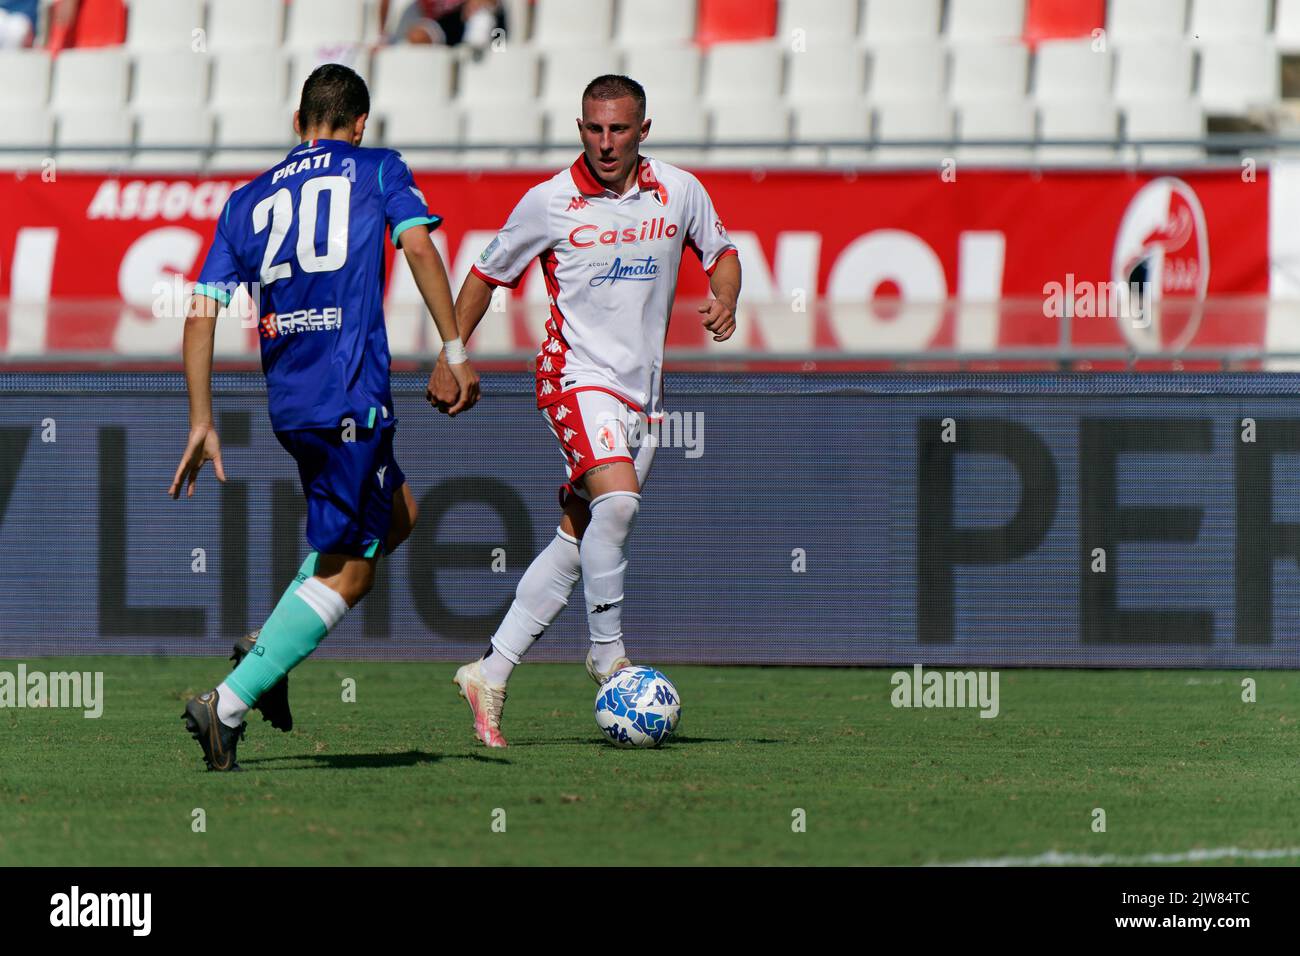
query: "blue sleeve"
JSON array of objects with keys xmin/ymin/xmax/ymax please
[
  {"xmin": 194, "ymin": 200, "xmax": 246, "ymax": 305},
  {"xmin": 380, "ymin": 150, "xmax": 442, "ymax": 248}
]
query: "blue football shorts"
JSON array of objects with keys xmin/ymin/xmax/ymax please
[{"xmin": 275, "ymin": 421, "xmax": 405, "ymax": 558}]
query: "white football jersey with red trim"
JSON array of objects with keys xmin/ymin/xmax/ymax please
[{"xmin": 471, "ymin": 155, "xmax": 737, "ymax": 417}]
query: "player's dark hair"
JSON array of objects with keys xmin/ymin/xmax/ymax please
[
  {"xmin": 298, "ymin": 63, "xmax": 370, "ymax": 132},
  {"xmin": 582, "ymin": 74, "xmax": 646, "ymax": 120}
]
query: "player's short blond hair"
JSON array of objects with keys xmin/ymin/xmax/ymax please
[{"xmin": 582, "ymin": 75, "xmax": 646, "ymax": 121}]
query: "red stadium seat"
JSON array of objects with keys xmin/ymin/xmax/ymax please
[
  {"xmin": 47, "ymin": 0, "xmax": 127, "ymax": 53},
  {"xmin": 695, "ymin": 0, "xmax": 776, "ymax": 45},
  {"xmin": 1023, "ymin": 0, "xmax": 1104, "ymax": 47}
]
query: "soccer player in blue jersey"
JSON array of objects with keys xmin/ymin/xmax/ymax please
[{"xmin": 169, "ymin": 64, "xmax": 477, "ymax": 771}]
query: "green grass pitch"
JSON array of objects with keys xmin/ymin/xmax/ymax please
[{"xmin": 2, "ymin": 658, "xmax": 1299, "ymax": 866}]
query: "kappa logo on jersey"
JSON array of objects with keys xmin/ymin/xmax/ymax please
[
  {"xmin": 376, "ymin": 465, "xmax": 387, "ymax": 488},
  {"xmin": 569, "ymin": 217, "xmax": 679, "ymax": 249},
  {"xmin": 567, "ymin": 195, "xmax": 591, "ymax": 211}
]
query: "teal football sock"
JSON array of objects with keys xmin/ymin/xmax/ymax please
[{"xmin": 225, "ymin": 572, "xmax": 347, "ymax": 706}]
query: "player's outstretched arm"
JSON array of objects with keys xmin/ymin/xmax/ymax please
[
  {"xmin": 699, "ymin": 253, "xmax": 741, "ymax": 342},
  {"xmin": 168, "ymin": 293, "xmax": 227, "ymax": 499},
  {"xmin": 400, "ymin": 226, "xmax": 481, "ymax": 416}
]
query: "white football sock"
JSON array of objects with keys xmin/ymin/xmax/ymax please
[
  {"xmin": 215, "ymin": 681, "xmax": 249, "ymax": 729},
  {"xmin": 484, "ymin": 528, "xmax": 583, "ymax": 683},
  {"xmin": 589, "ymin": 638, "xmax": 628, "ymax": 675},
  {"xmin": 581, "ymin": 491, "xmax": 640, "ymax": 645}
]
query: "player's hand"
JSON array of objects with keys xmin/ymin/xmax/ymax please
[
  {"xmin": 426, "ymin": 353, "xmax": 459, "ymax": 414},
  {"xmin": 699, "ymin": 296, "xmax": 737, "ymax": 342},
  {"xmin": 446, "ymin": 359, "xmax": 481, "ymax": 417},
  {"xmin": 168, "ymin": 424, "xmax": 226, "ymax": 499}
]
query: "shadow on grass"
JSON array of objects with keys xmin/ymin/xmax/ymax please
[
  {"xmin": 509, "ymin": 735, "xmax": 782, "ymax": 747},
  {"xmin": 240, "ymin": 750, "xmax": 510, "ymax": 770}
]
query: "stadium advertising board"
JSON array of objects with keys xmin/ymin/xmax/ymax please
[
  {"xmin": 0, "ymin": 167, "xmax": 1278, "ymax": 360},
  {"xmin": 2, "ymin": 372, "xmax": 1298, "ymax": 667}
]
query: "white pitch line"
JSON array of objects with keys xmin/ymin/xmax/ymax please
[{"xmin": 930, "ymin": 846, "xmax": 1300, "ymax": 867}]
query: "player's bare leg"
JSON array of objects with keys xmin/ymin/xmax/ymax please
[
  {"xmin": 386, "ymin": 482, "xmax": 418, "ymax": 554},
  {"xmin": 576, "ymin": 461, "xmax": 639, "ymax": 683}
]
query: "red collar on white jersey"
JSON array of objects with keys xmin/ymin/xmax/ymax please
[{"xmin": 570, "ymin": 155, "xmax": 668, "ymax": 205}]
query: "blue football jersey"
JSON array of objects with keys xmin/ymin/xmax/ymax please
[{"xmin": 194, "ymin": 139, "xmax": 440, "ymax": 431}]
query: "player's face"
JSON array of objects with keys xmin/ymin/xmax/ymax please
[{"xmin": 578, "ymin": 96, "xmax": 649, "ymax": 190}]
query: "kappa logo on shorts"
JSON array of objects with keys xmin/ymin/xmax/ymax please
[{"xmin": 376, "ymin": 465, "xmax": 388, "ymax": 488}]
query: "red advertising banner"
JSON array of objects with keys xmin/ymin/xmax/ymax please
[{"xmin": 0, "ymin": 167, "xmax": 1274, "ymax": 361}]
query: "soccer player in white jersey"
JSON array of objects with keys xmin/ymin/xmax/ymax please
[{"xmin": 428, "ymin": 75, "xmax": 741, "ymax": 747}]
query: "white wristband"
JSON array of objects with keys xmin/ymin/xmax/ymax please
[{"xmin": 442, "ymin": 336, "xmax": 468, "ymax": 365}]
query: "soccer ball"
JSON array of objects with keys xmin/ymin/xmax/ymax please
[{"xmin": 594, "ymin": 666, "xmax": 681, "ymax": 748}]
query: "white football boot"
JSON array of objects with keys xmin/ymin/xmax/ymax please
[
  {"xmin": 586, "ymin": 646, "xmax": 632, "ymax": 685},
  {"xmin": 453, "ymin": 659, "xmax": 508, "ymax": 748}
]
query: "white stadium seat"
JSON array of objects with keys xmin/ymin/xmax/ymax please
[
  {"xmin": 1113, "ymin": 42, "xmax": 1194, "ymax": 105},
  {"xmin": 543, "ymin": 104, "xmax": 582, "ymax": 145},
  {"xmin": 133, "ymin": 109, "xmax": 213, "ymax": 171},
  {"xmin": 1188, "ymin": 0, "xmax": 1270, "ymax": 44},
  {"xmin": 859, "ymin": 0, "xmax": 942, "ymax": 45},
  {"xmin": 0, "ymin": 108, "xmax": 53, "ymax": 170},
  {"xmin": 949, "ymin": 43, "xmax": 1029, "ymax": 104},
  {"xmin": 1037, "ymin": 100, "xmax": 1119, "ymax": 162},
  {"xmin": 640, "ymin": 98, "xmax": 708, "ymax": 166},
  {"xmin": 56, "ymin": 110, "xmax": 132, "ymax": 170},
  {"xmin": 458, "ymin": 47, "xmax": 539, "ymax": 104},
  {"xmin": 126, "ymin": 0, "xmax": 205, "ymax": 51},
  {"xmin": 708, "ymin": 102, "xmax": 790, "ymax": 166},
  {"xmin": 957, "ymin": 99, "xmax": 1035, "ymax": 162},
  {"xmin": 211, "ymin": 52, "xmax": 288, "ymax": 110},
  {"xmin": 1198, "ymin": 42, "xmax": 1279, "ymax": 114},
  {"xmin": 613, "ymin": 0, "xmax": 695, "ymax": 47},
  {"xmin": 0, "ymin": 51, "xmax": 51, "ymax": 107},
  {"xmin": 947, "ymin": 0, "xmax": 1025, "ymax": 42},
  {"xmin": 702, "ymin": 41, "xmax": 784, "ymax": 104},
  {"xmin": 210, "ymin": 107, "xmax": 295, "ymax": 171},
  {"xmin": 540, "ymin": 49, "xmax": 622, "ymax": 108},
  {"xmin": 1278, "ymin": 0, "xmax": 1300, "ymax": 54},
  {"xmin": 873, "ymin": 99, "xmax": 953, "ymax": 164},
  {"xmin": 284, "ymin": 0, "xmax": 366, "ymax": 49},
  {"xmin": 623, "ymin": 45, "xmax": 702, "ymax": 102},
  {"xmin": 778, "ymin": 0, "xmax": 860, "ymax": 42},
  {"xmin": 132, "ymin": 51, "xmax": 209, "ymax": 111},
  {"xmin": 51, "ymin": 49, "xmax": 129, "ymax": 111},
  {"xmin": 792, "ymin": 99, "xmax": 872, "ymax": 163},
  {"xmin": 371, "ymin": 46, "xmax": 454, "ymax": 115},
  {"xmin": 786, "ymin": 44, "xmax": 867, "ymax": 102},
  {"xmin": 866, "ymin": 43, "xmax": 946, "ymax": 102},
  {"xmin": 1106, "ymin": 0, "xmax": 1188, "ymax": 44},
  {"xmin": 207, "ymin": 0, "xmax": 285, "ymax": 50},
  {"xmin": 380, "ymin": 106, "xmax": 462, "ymax": 168},
  {"xmin": 533, "ymin": 0, "xmax": 614, "ymax": 48},
  {"xmin": 1124, "ymin": 101, "xmax": 1206, "ymax": 163},
  {"xmin": 464, "ymin": 103, "xmax": 544, "ymax": 167},
  {"xmin": 1033, "ymin": 39, "xmax": 1112, "ymax": 102}
]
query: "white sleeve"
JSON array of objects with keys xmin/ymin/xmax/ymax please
[
  {"xmin": 471, "ymin": 184, "xmax": 553, "ymax": 289},
  {"xmin": 683, "ymin": 176, "xmax": 737, "ymax": 275}
]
